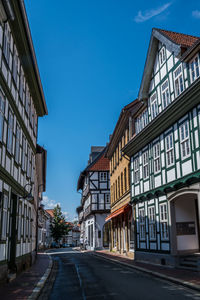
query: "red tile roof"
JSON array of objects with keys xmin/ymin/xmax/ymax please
[
  {"xmin": 89, "ymin": 152, "xmax": 109, "ymax": 171},
  {"xmin": 158, "ymin": 29, "xmax": 199, "ymax": 48},
  {"xmin": 45, "ymin": 209, "xmax": 54, "ymax": 218}
]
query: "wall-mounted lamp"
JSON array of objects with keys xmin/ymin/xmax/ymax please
[{"xmin": 19, "ymin": 183, "xmax": 34, "ymax": 204}]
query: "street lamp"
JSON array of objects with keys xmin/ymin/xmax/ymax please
[{"xmin": 19, "ymin": 183, "xmax": 34, "ymax": 204}]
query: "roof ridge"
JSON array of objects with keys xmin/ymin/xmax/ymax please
[{"xmin": 154, "ymin": 28, "xmax": 199, "ymax": 39}]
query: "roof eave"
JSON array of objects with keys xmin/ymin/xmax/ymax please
[{"xmin": 138, "ymin": 29, "xmax": 180, "ymax": 101}]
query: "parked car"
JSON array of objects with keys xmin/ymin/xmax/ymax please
[
  {"xmin": 51, "ymin": 242, "xmax": 60, "ymax": 248},
  {"xmin": 61, "ymin": 243, "xmax": 70, "ymax": 248}
]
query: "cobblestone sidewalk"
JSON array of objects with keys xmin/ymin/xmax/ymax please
[{"xmin": 0, "ymin": 252, "xmax": 51, "ymax": 300}]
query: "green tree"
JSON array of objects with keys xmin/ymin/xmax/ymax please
[{"xmin": 50, "ymin": 205, "xmax": 70, "ymax": 243}]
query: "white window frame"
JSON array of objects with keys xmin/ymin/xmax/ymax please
[
  {"xmin": 12, "ymin": 46, "xmax": 18, "ymax": 84},
  {"xmin": 1, "ymin": 194, "xmax": 8, "ymax": 240},
  {"xmin": 190, "ymin": 54, "xmax": 200, "ymax": 83},
  {"xmin": 22, "ymin": 135, "xmax": 26, "ymax": 172},
  {"xmin": 143, "ymin": 151, "xmax": 149, "ymax": 179},
  {"xmin": 7, "ymin": 110, "xmax": 14, "ymax": 153},
  {"xmin": 134, "ymin": 157, "xmax": 139, "ymax": 184},
  {"xmin": 139, "ymin": 208, "xmax": 145, "ymax": 240},
  {"xmin": 174, "ymin": 65, "xmax": 184, "ymax": 97},
  {"xmin": 180, "ymin": 121, "xmax": 190, "ymax": 159},
  {"xmin": 3, "ymin": 23, "xmax": 10, "ymax": 64},
  {"xmin": 160, "ymin": 203, "xmax": 169, "ymax": 240},
  {"xmin": 15, "ymin": 124, "xmax": 20, "ymax": 163},
  {"xmin": 161, "ymin": 80, "xmax": 170, "ymax": 109},
  {"xmin": 159, "ymin": 47, "xmax": 166, "ymax": 66},
  {"xmin": 0, "ymin": 93, "xmax": 5, "ymax": 142},
  {"xmin": 153, "ymin": 143, "xmax": 161, "ymax": 173},
  {"xmin": 150, "ymin": 93, "xmax": 158, "ymax": 120},
  {"xmin": 165, "ymin": 133, "xmax": 174, "ymax": 167},
  {"xmin": 148, "ymin": 206, "xmax": 156, "ymax": 240},
  {"xmin": 100, "ymin": 172, "xmax": 107, "ymax": 181}
]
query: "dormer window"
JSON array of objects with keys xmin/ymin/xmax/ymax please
[
  {"xmin": 159, "ymin": 47, "xmax": 166, "ymax": 66},
  {"xmin": 161, "ymin": 80, "xmax": 170, "ymax": 109},
  {"xmin": 190, "ymin": 55, "xmax": 200, "ymax": 83},
  {"xmin": 150, "ymin": 92, "xmax": 158, "ymax": 119},
  {"xmin": 174, "ymin": 65, "xmax": 184, "ymax": 97}
]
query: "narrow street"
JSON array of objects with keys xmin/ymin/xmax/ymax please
[{"xmin": 39, "ymin": 248, "xmax": 200, "ymax": 300}]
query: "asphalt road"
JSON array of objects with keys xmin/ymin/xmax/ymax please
[{"xmin": 43, "ymin": 248, "xmax": 200, "ymax": 300}]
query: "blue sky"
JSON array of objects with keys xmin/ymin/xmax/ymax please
[{"xmin": 24, "ymin": 0, "xmax": 200, "ymax": 220}]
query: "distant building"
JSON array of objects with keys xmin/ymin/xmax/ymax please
[
  {"xmin": 37, "ymin": 208, "xmax": 53, "ymax": 249},
  {"xmin": 77, "ymin": 146, "xmax": 110, "ymax": 250},
  {"xmin": 62, "ymin": 222, "xmax": 80, "ymax": 246},
  {"xmin": 0, "ymin": 1, "xmax": 47, "ymax": 282}
]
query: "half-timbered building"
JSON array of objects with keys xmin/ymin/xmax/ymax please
[
  {"xmin": 77, "ymin": 146, "xmax": 110, "ymax": 250},
  {"xmin": 123, "ymin": 28, "xmax": 200, "ymax": 268},
  {"xmin": 106, "ymin": 100, "xmax": 141, "ymax": 257},
  {"xmin": 0, "ymin": 1, "xmax": 47, "ymax": 281}
]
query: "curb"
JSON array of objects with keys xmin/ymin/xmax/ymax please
[
  {"xmin": 92, "ymin": 252, "xmax": 200, "ymax": 292},
  {"xmin": 28, "ymin": 251, "xmax": 53, "ymax": 300}
]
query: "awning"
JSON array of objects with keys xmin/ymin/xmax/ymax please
[{"xmin": 105, "ymin": 204, "xmax": 130, "ymax": 222}]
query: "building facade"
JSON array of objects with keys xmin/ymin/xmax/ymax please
[
  {"xmin": 77, "ymin": 146, "xmax": 110, "ymax": 250},
  {"xmin": 106, "ymin": 100, "xmax": 141, "ymax": 257},
  {"xmin": 0, "ymin": 1, "xmax": 47, "ymax": 281},
  {"xmin": 123, "ymin": 28, "xmax": 200, "ymax": 267}
]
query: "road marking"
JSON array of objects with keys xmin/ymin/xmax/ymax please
[{"xmin": 75, "ymin": 264, "xmax": 87, "ymax": 300}]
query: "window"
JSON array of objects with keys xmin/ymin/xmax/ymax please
[
  {"xmin": 190, "ymin": 55, "xmax": 200, "ymax": 83},
  {"xmin": 154, "ymin": 143, "xmax": 161, "ymax": 173},
  {"xmin": 174, "ymin": 65, "xmax": 184, "ymax": 97},
  {"xmin": 15, "ymin": 124, "xmax": 20, "ymax": 163},
  {"xmin": 25, "ymin": 87, "xmax": 30, "ymax": 115},
  {"xmin": 22, "ymin": 135, "xmax": 26, "ymax": 171},
  {"xmin": 159, "ymin": 47, "xmax": 166, "ymax": 65},
  {"xmin": 134, "ymin": 157, "xmax": 139, "ymax": 184},
  {"xmin": 121, "ymin": 172, "xmax": 123, "ymax": 195},
  {"xmin": 165, "ymin": 133, "xmax": 174, "ymax": 167},
  {"xmin": 119, "ymin": 141, "xmax": 122, "ymax": 160},
  {"xmin": 124, "ymin": 168, "xmax": 127, "ymax": 192},
  {"xmin": 12, "ymin": 46, "xmax": 18, "ymax": 84},
  {"xmin": 129, "ymin": 210, "xmax": 134, "ymax": 250},
  {"xmin": 3, "ymin": 23, "xmax": 10, "ymax": 64},
  {"xmin": 150, "ymin": 93, "xmax": 158, "ymax": 119},
  {"xmin": 162, "ymin": 80, "xmax": 170, "ymax": 109},
  {"xmin": 160, "ymin": 203, "xmax": 169, "ymax": 240},
  {"xmin": 0, "ymin": 94, "xmax": 5, "ymax": 142},
  {"xmin": 143, "ymin": 151, "xmax": 149, "ymax": 179},
  {"xmin": 1, "ymin": 194, "xmax": 8, "ymax": 239},
  {"xmin": 18, "ymin": 202, "xmax": 22, "ymax": 240},
  {"xmin": 28, "ymin": 207, "xmax": 31, "ymax": 239},
  {"xmin": 24, "ymin": 205, "xmax": 27, "ymax": 239},
  {"xmin": 135, "ymin": 109, "xmax": 148, "ymax": 134},
  {"xmin": 148, "ymin": 206, "xmax": 156, "ymax": 240},
  {"xmin": 27, "ymin": 146, "xmax": 31, "ymax": 177},
  {"xmin": 19, "ymin": 68, "xmax": 24, "ymax": 101},
  {"xmin": 100, "ymin": 172, "xmax": 107, "ymax": 181},
  {"xmin": 105, "ymin": 194, "xmax": 110, "ymax": 209},
  {"xmin": 139, "ymin": 208, "xmax": 145, "ymax": 240},
  {"xmin": 7, "ymin": 110, "xmax": 13, "ymax": 153},
  {"xmin": 180, "ymin": 121, "xmax": 190, "ymax": 158}
]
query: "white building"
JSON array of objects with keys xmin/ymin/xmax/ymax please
[
  {"xmin": 77, "ymin": 146, "xmax": 110, "ymax": 250},
  {"xmin": 123, "ymin": 28, "xmax": 200, "ymax": 270},
  {"xmin": 0, "ymin": 1, "xmax": 47, "ymax": 281}
]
